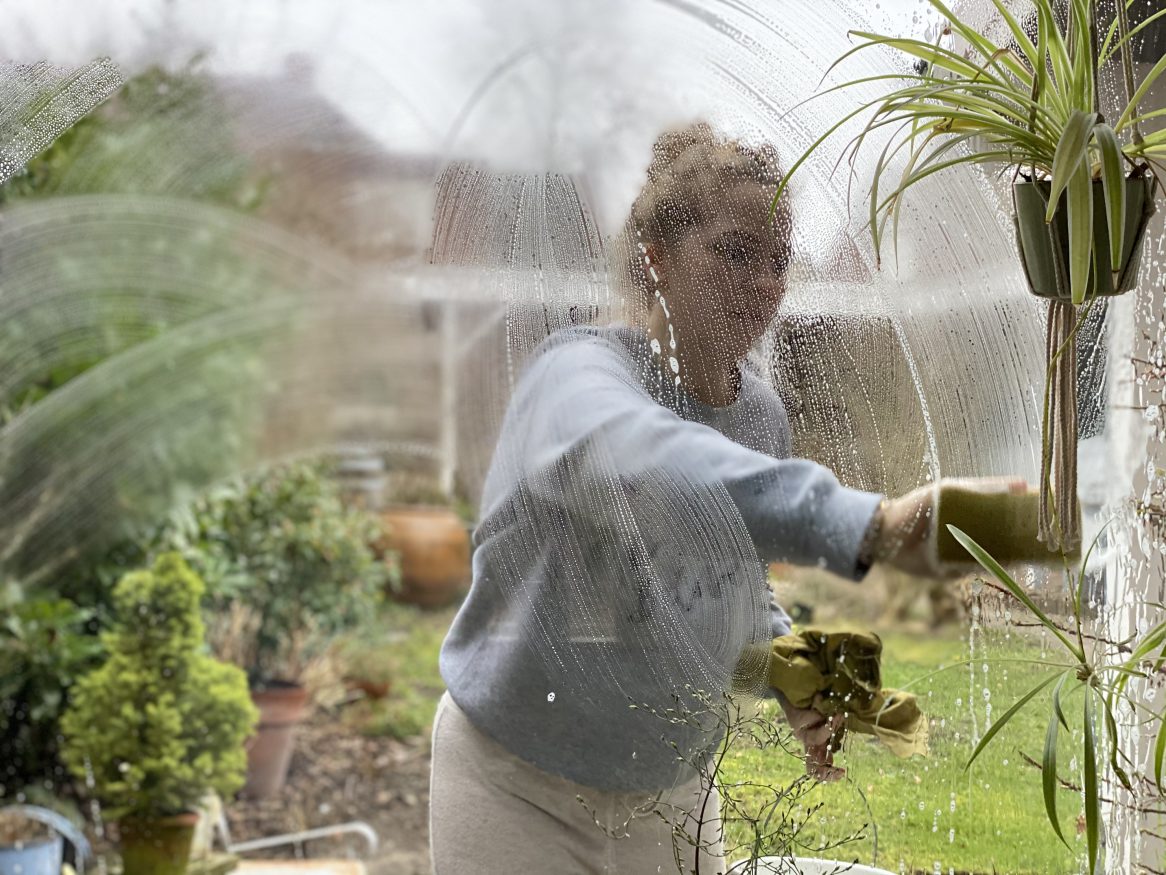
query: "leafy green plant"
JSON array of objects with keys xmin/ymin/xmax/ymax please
[
  {"xmin": 59, "ymin": 553, "xmax": 256, "ymax": 821},
  {"xmin": 0, "ymin": 595, "xmax": 104, "ymax": 799},
  {"xmin": 153, "ymin": 461, "xmax": 389, "ymax": 686},
  {"xmin": 774, "ymin": 0, "xmax": 1164, "ymax": 305},
  {"xmin": 0, "ymin": 60, "xmax": 274, "ymax": 590},
  {"xmin": 950, "ymin": 524, "xmax": 1166, "ymax": 875}
]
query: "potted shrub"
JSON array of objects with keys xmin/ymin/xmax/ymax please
[
  {"xmin": 59, "ymin": 553, "xmax": 255, "ymax": 875},
  {"xmin": 157, "ymin": 460, "xmax": 386, "ymax": 797},
  {"xmin": 774, "ymin": 0, "xmax": 1164, "ymax": 553}
]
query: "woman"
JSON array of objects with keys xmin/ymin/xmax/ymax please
[{"xmin": 431, "ymin": 123, "xmax": 963, "ymax": 873}]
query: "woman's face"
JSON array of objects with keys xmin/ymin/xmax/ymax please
[{"xmin": 652, "ymin": 179, "xmax": 790, "ymax": 367}]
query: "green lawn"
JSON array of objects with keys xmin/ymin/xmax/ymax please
[
  {"xmin": 720, "ymin": 628, "xmax": 1087, "ymax": 874},
  {"xmin": 335, "ymin": 608, "xmax": 1087, "ymax": 873}
]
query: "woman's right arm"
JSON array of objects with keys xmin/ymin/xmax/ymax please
[{"xmin": 501, "ymin": 333, "xmax": 887, "ymax": 581}]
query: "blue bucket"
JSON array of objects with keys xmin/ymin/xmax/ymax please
[
  {"xmin": 0, "ymin": 805, "xmax": 90, "ymax": 875},
  {"xmin": 0, "ymin": 833, "xmax": 64, "ymax": 875}
]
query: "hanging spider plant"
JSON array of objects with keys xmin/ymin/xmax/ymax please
[{"xmin": 774, "ymin": 0, "xmax": 1165, "ymax": 306}]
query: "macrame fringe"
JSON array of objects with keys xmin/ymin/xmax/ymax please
[{"xmin": 1039, "ymin": 301, "xmax": 1081, "ymax": 554}]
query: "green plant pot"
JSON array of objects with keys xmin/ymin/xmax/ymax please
[
  {"xmin": 1013, "ymin": 175, "xmax": 1155, "ymax": 301},
  {"xmin": 117, "ymin": 812, "xmax": 198, "ymax": 875}
]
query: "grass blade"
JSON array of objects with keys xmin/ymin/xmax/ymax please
[
  {"xmin": 1042, "ymin": 676, "xmax": 1071, "ymax": 848},
  {"xmin": 1066, "ymin": 157, "xmax": 1095, "ymax": 305},
  {"xmin": 1046, "ymin": 110, "xmax": 1097, "ymax": 221},
  {"xmin": 965, "ymin": 672, "xmax": 1062, "ymax": 771},
  {"xmin": 947, "ymin": 526, "xmax": 1085, "ymax": 660},
  {"xmin": 1083, "ymin": 690, "xmax": 1101, "ymax": 874}
]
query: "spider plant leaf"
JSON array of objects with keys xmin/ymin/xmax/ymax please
[
  {"xmin": 1116, "ymin": 53, "xmax": 1166, "ymax": 134},
  {"xmin": 1094, "ymin": 124, "xmax": 1125, "ymax": 276},
  {"xmin": 1043, "ymin": 682, "xmax": 1070, "ymax": 849},
  {"xmin": 989, "ymin": 0, "xmax": 1040, "ymax": 72},
  {"xmin": 846, "ymin": 32, "xmax": 1002, "ymax": 83},
  {"xmin": 1066, "ymin": 157, "xmax": 1094, "ymax": 305},
  {"xmin": 1155, "ymin": 703, "xmax": 1166, "ymax": 793},
  {"xmin": 1083, "ymin": 691, "xmax": 1101, "ymax": 875},
  {"xmin": 1099, "ymin": 0, "xmax": 1137, "ymax": 61},
  {"xmin": 1039, "ymin": 0, "xmax": 1074, "ymax": 104},
  {"xmin": 1113, "ymin": 621, "xmax": 1166, "ymax": 705},
  {"xmin": 769, "ymin": 99, "xmax": 878, "ymax": 220},
  {"xmin": 924, "ymin": 0, "xmax": 1028, "ymax": 84},
  {"xmin": 1069, "ymin": 0, "xmax": 1093, "ymax": 109},
  {"xmin": 1101, "ymin": 696, "xmax": 1134, "ymax": 792},
  {"xmin": 1102, "ymin": 6, "xmax": 1166, "ymax": 66},
  {"xmin": 1052, "ymin": 673, "xmax": 1071, "ymax": 731},
  {"xmin": 1126, "ymin": 106, "xmax": 1166, "ymax": 128},
  {"xmin": 947, "ymin": 526, "xmax": 1085, "ymax": 660},
  {"xmin": 1046, "ymin": 110, "xmax": 1097, "ymax": 221},
  {"xmin": 868, "ymin": 150, "xmax": 1021, "ymax": 224},
  {"xmin": 966, "ymin": 672, "xmax": 1062, "ymax": 771}
]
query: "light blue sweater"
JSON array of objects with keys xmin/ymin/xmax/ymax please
[{"xmin": 440, "ymin": 326, "xmax": 882, "ymax": 792}]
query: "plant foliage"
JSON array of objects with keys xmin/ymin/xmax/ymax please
[{"xmin": 60, "ymin": 553, "xmax": 257, "ymax": 821}]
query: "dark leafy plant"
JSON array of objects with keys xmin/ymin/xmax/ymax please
[
  {"xmin": 59, "ymin": 553, "xmax": 256, "ymax": 821},
  {"xmin": 152, "ymin": 461, "xmax": 389, "ymax": 686},
  {"xmin": 0, "ymin": 595, "xmax": 104, "ymax": 799}
]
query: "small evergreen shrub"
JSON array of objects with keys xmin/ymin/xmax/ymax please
[{"xmin": 60, "ymin": 553, "xmax": 256, "ymax": 820}]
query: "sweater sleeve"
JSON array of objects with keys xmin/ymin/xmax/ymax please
[{"xmin": 497, "ymin": 333, "xmax": 884, "ymax": 581}]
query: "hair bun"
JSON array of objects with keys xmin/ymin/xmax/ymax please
[{"xmin": 645, "ymin": 122, "xmax": 719, "ymax": 182}]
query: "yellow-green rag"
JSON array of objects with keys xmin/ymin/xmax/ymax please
[{"xmin": 767, "ymin": 629, "xmax": 929, "ymax": 758}]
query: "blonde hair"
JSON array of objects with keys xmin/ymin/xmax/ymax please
[{"xmin": 621, "ymin": 122, "xmax": 793, "ymax": 310}]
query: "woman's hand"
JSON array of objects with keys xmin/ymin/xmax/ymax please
[
  {"xmin": 777, "ymin": 694, "xmax": 846, "ymax": 782},
  {"xmin": 875, "ymin": 478, "xmax": 1028, "ymax": 578}
]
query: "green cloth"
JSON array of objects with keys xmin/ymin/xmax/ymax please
[{"xmin": 767, "ymin": 629, "xmax": 929, "ymax": 759}]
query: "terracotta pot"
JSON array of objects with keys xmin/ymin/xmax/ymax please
[
  {"xmin": 345, "ymin": 676, "xmax": 392, "ymax": 700},
  {"xmin": 117, "ymin": 812, "xmax": 198, "ymax": 875},
  {"xmin": 242, "ymin": 682, "xmax": 310, "ymax": 799},
  {"xmin": 377, "ymin": 506, "xmax": 471, "ymax": 609}
]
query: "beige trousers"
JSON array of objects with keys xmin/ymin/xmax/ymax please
[{"xmin": 429, "ymin": 692, "xmax": 726, "ymax": 875}]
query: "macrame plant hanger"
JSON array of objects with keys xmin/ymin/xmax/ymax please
[{"xmin": 1038, "ymin": 0, "xmax": 1144, "ymax": 555}]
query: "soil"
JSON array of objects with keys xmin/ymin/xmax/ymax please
[
  {"xmin": 0, "ymin": 811, "xmax": 52, "ymax": 845},
  {"xmin": 226, "ymin": 710, "xmax": 433, "ymax": 875}
]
